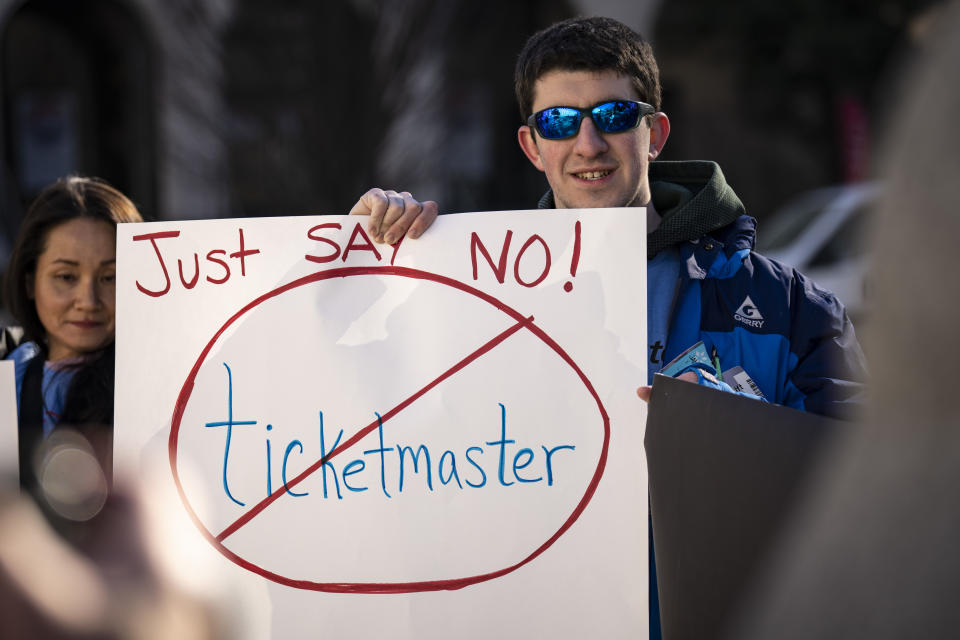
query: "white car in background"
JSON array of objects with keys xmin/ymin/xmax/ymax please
[{"xmin": 756, "ymin": 183, "xmax": 880, "ymax": 323}]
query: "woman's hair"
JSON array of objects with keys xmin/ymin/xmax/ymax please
[{"xmin": 3, "ymin": 175, "xmax": 143, "ymax": 346}]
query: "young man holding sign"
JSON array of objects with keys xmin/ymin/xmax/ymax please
[
  {"xmin": 350, "ymin": 16, "xmax": 867, "ymax": 637},
  {"xmin": 353, "ymin": 16, "xmax": 866, "ymax": 414}
]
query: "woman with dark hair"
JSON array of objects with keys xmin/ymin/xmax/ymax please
[{"xmin": 2, "ymin": 175, "xmax": 142, "ymax": 497}]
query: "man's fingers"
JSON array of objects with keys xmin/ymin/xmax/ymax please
[
  {"xmin": 382, "ymin": 194, "xmax": 422, "ymax": 244},
  {"xmin": 405, "ymin": 200, "xmax": 439, "ymax": 239},
  {"xmin": 369, "ymin": 190, "xmax": 405, "ymax": 242},
  {"xmin": 347, "ymin": 188, "xmax": 378, "ymax": 216},
  {"xmin": 378, "ymin": 192, "xmax": 418, "ymax": 241},
  {"xmin": 637, "ymin": 371, "xmax": 698, "ymax": 404},
  {"xmin": 350, "ymin": 189, "xmax": 439, "ymax": 244},
  {"xmin": 349, "ymin": 188, "xmax": 389, "ymax": 240},
  {"xmin": 380, "ymin": 192, "xmax": 408, "ymax": 232}
]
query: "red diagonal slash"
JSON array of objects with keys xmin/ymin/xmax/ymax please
[{"xmin": 216, "ymin": 314, "xmax": 536, "ymax": 542}]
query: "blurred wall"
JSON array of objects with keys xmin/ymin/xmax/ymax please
[
  {"xmin": 653, "ymin": 0, "xmax": 937, "ymax": 216},
  {"xmin": 0, "ymin": 0, "xmax": 935, "ymax": 267},
  {"xmin": 0, "ymin": 0, "xmax": 235, "ymax": 230}
]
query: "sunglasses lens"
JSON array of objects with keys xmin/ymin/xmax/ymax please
[
  {"xmin": 535, "ymin": 107, "xmax": 582, "ymax": 139},
  {"xmin": 532, "ymin": 101, "xmax": 649, "ymax": 139},
  {"xmin": 592, "ymin": 101, "xmax": 641, "ymax": 133}
]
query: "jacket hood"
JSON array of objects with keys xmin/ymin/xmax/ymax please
[{"xmin": 647, "ymin": 160, "xmax": 745, "ymax": 258}]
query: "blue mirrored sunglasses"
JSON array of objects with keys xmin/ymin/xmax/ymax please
[{"xmin": 527, "ymin": 100, "xmax": 655, "ymax": 140}]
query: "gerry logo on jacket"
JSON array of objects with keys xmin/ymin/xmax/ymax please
[{"xmin": 734, "ymin": 295, "xmax": 765, "ymax": 328}]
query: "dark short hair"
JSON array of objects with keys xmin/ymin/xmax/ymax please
[
  {"xmin": 514, "ymin": 16, "xmax": 662, "ymax": 122},
  {"xmin": 3, "ymin": 176, "xmax": 143, "ymax": 347}
]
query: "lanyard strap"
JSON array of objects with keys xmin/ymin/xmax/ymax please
[{"xmin": 18, "ymin": 355, "xmax": 45, "ymax": 490}]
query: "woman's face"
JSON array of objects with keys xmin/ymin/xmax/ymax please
[{"xmin": 30, "ymin": 218, "xmax": 116, "ymax": 361}]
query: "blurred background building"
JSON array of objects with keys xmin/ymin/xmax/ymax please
[{"xmin": 0, "ymin": 0, "xmax": 940, "ymax": 290}]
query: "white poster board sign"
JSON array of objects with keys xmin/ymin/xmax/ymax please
[
  {"xmin": 0, "ymin": 360, "xmax": 17, "ymax": 485},
  {"xmin": 115, "ymin": 209, "xmax": 648, "ymax": 639}
]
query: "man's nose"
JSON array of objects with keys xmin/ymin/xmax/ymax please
[{"xmin": 572, "ymin": 117, "xmax": 609, "ymax": 156}]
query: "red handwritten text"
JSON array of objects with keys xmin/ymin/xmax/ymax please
[
  {"xmin": 470, "ymin": 230, "xmax": 552, "ymax": 289},
  {"xmin": 305, "ymin": 221, "xmax": 405, "ymax": 266},
  {"xmin": 133, "ymin": 228, "xmax": 260, "ymax": 298},
  {"xmin": 471, "ymin": 222, "xmax": 581, "ymax": 292}
]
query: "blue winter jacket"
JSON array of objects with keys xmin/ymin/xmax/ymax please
[
  {"xmin": 664, "ymin": 213, "xmax": 866, "ymax": 417},
  {"xmin": 654, "ymin": 162, "xmax": 866, "ymax": 417},
  {"xmin": 541, "ymin": 159, "xmax": 867, "ymax": 418}
]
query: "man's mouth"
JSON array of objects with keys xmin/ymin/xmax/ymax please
[{"xmin": 573, "ymin": 170, "xmax": 612, "ymax": 181}]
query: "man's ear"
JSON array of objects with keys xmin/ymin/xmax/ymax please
[
  {"xmin": 517, "ymin": 125, "xmax": 546, "ymax": 173},
  {"xmin": 647, "ymin": 112, "xmax": 671, "ymax": 161}
]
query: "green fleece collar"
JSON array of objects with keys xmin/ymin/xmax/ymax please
[{"xmin": 647, "ymin": 160, "xmax": 745, "ymax": 258}]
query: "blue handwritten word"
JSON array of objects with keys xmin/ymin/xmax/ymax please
[
  {"xmin": 204, "ymin": 363, "xmax": 256, "ymax": 506},
  {"xmin": 204, "ymin": 363, "xmax": 576, "ymax": 506}
]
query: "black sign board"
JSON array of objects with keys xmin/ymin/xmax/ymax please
[{"xmin": 645, "ymin": 374, "xmax": 845, "ymax": 639}]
